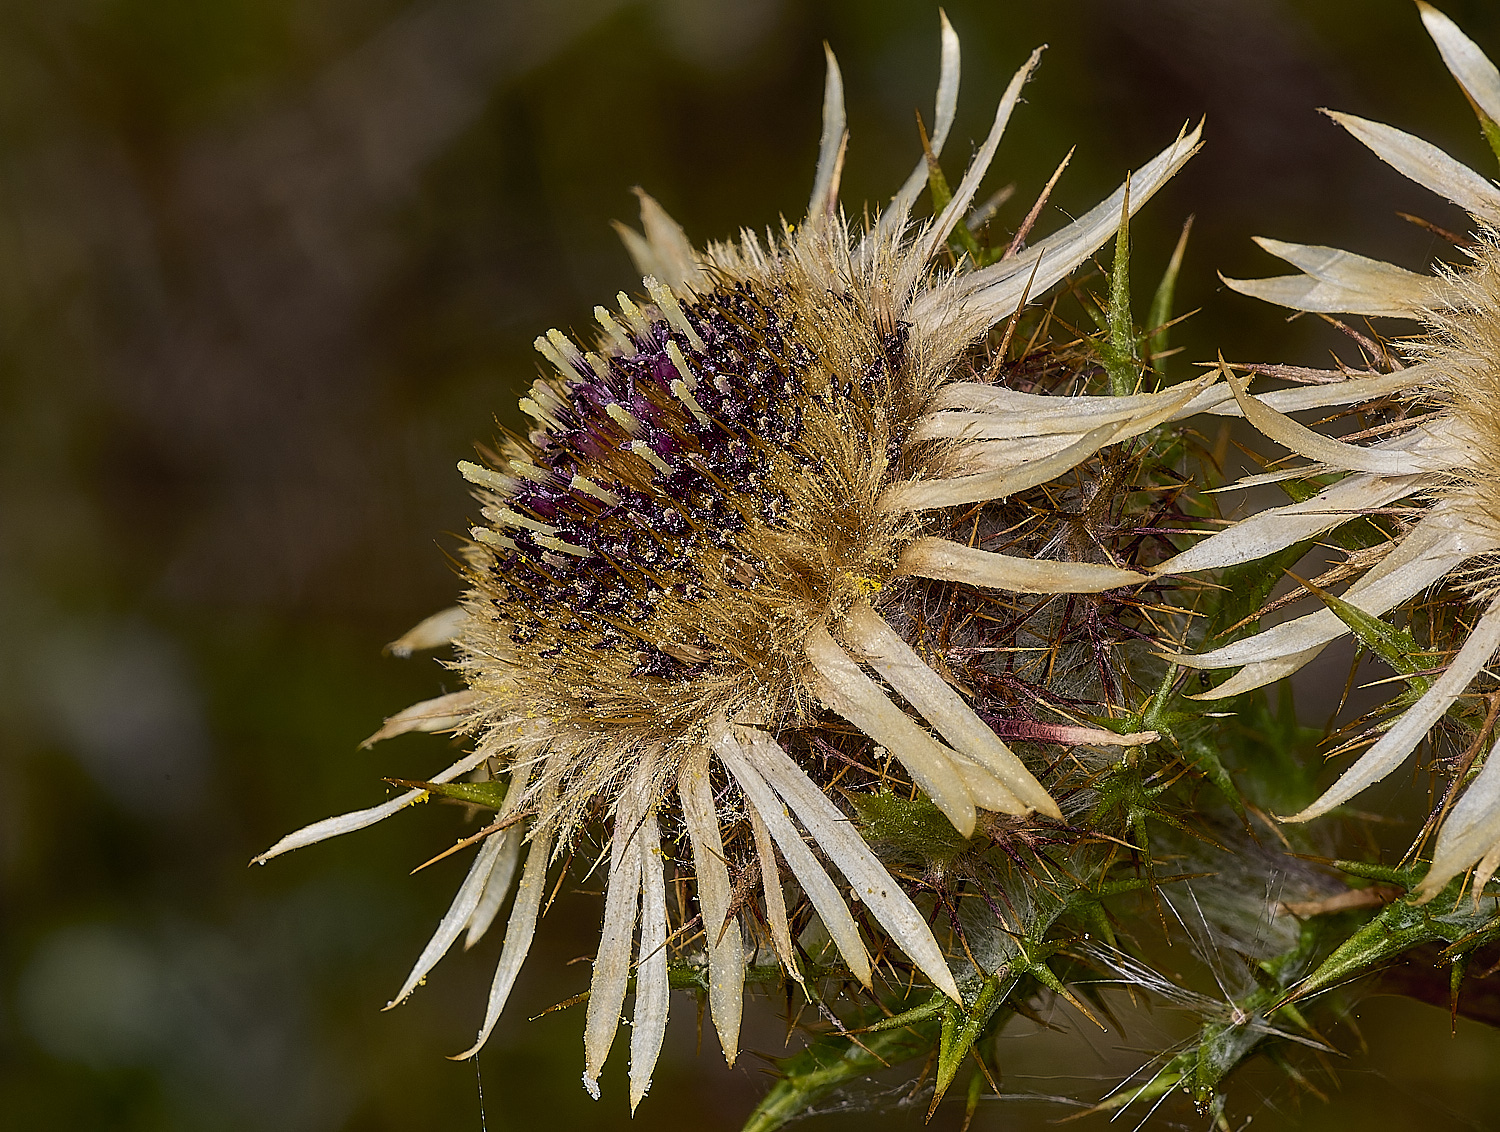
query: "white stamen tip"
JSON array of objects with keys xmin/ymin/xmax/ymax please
[
  {"xmin": 546, "ymin": 327, "xmax": 582, "ymax": 359},
  {"xmin": 645, "ymin": 275, "xmax": 707, "ymax": 349},
  {"xmin": 458, "ymin": 460, "xmax": 509, "ymax": 492},
  {"xmin": 606, "ymin": 402, "xmax": 642, "ymax": 434},
  {"xmin": 670, "ymin": 379, "xmax": 711, "ymax": 427},
  {"xmin": 534, "ymin": 334, "xmax": 578, "ymax": 376},
  {"xmin": 535, "ymin": 534, "xmax": 590, "ymax": 557},
  {"xmin": 595, "ymin": 306, "xmax": 637, "ymax": 355},
  {"xmin": 665, "ymin": 339, "xmax": 697, "ymax": 386},
  {"xmin": 571, "ymin": 475, "xmax": 622, "ymax": 507},
  {"xmin": 517, "ymin": 397, "xmax": 554, "ymax": 425},
  {"xmin": 490, "ymin": 506, "xmax": 556, "ymax": 536},
  {"xmin": 507, "ymin": 459, "xmax": 550, "ymax": 484},
  {"xmin": 616, "ymin": 293, "xmax": 650, "ymax": 335},
  {"xmin": 470, "ymin": 528, "xmax": 519, "ymax": 552},
  {"xmin": 631, "ymin": 441, "xmax": 674, "ymax": 476}
]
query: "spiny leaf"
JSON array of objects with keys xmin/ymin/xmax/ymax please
[
  {"xmin": 1133, "ymin": 663, "xmax": 1181, "ymax": 734},
  {"xmin": 1283, "ymin": 892, "xmax": 1443, "ymax": 1005},
  {"xmin": 1178, "ymin": 731, "xmax": 1244, "ymax": 815},
  {"xmin": 1121, "ymin": 665, "xmax": 1243, "ymax": 813},
  {"xmin": 848, "ymin": 789, "xmax": 972, "ymax": 865},
  {"xmin": 932, "ymin": 973, "xmax": 1017, "ymax": 1113},
  {"xmin": 1441, "ymin": 912, "xmax": 1500, "ymax": 959},
  {"xmin": 859, "ymin": 990, "xmax": 947, "ymax": 1033},
  {"xmin": 742, "ymin": 1018, "xmax": 941, "ymax": 1132},
  {"xmin": 1333, "ymin": 858, "xmax": 1425, "ymax": 887},
  {"xmin": 1026, "ymin": 959, "xmax": 1105, "ymax": 1029},
  {"xmin": 1283, "ymin": 872, "xmax": 1498, "ymax": 1006}
]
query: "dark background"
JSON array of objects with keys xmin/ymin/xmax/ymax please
[{"xmin": 4, "ymin": 1, "xmax": 1500, "ymax": 1129}]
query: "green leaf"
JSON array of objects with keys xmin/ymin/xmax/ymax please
[
  {"xmin": 1102, "ymin": 181, "xmax": 1137, "ymax": 396},
  {"xmin": 1147, "ymin": 215, "xmax": 1192, "ymax": 374},
  {"xmin": 1204, "ymin": 537, "xmax": 1317, "ymax": 646},
  {"xmin": 1179, "ymin": 732, "xmax": 1244, "ymax": 815},
  {"xmin": 1298, "ymin": 575, "xmax": 1433, "ymax": 694},
  {"xmin": 1474, "ymin": 103, "xmax": 1500, "ymax": 170},
  {"xmin": 848, "ymin": 789, "xmax": 972, "ymax": 866},
  {"xmin": 384, "ymin": 776, "xmax": 508, "ymax": 808}
]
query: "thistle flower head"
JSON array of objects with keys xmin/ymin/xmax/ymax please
[
  {"xmin": 257, "ymin": 15, "xmax": 1202, "ymax": 1108},
  {"xmin": 1158, "ymin": 2, "xmax": 1500, "ymax": 902}
]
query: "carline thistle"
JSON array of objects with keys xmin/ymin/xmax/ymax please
[
  {"xmin": 257, "ymin": 15, "xmax": 1201, "ymax": 1109},
  {"xmin": 1158, "ymin": 1, "xmax": 1500, "ymax": 903}
]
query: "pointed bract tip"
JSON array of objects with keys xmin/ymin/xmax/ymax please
[
  {"xmin": 1035, "ymin": 797, "xmax": 1064, "ymax": 822},
  {"xmin": 1320, "ymin": 107, "xmax": 1365, "ymax": 133},
  {"xmin": 1275, "ymin": 804, "xmax": 1320, "ymax": 825}
]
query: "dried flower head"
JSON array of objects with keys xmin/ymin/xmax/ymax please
[
  {"xmin": 258, "ymin": 16, "xmax": 1201, "ymax": 1106},
  {"xmin": 1156, "ymin": 2, "xmax": 1500, "ymax": 901}
]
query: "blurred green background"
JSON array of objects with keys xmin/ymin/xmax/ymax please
[{"xmin": 5, "ymin": 0, "xmax": 1500, "ymax": 1129}]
